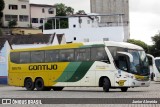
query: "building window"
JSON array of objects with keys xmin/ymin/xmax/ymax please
[
  {"xmin": 40, "ymin": 18, "xmax": 43, "ymax": 23},
  {"xmin": 5, "ymin": 15, "xmax": 18, "ymax": 21},
  {"xmin": 21, "ymin": 5, "xmax": 26, "ymax": 9},
  {"xmin": 19, "ymin": 15, "xmax": 28, "ymax": 22},
  {"xmin": 49, "ymin": 11, "xmax": 54, "ymax": 14},
  {"xmin": 32, "ymin": 18, "xmax": 38, "ymax": 23},
  {"xmin": 48, "ymin": 8, "xmax": 54, "ymax": 14},
  {"xmin": 9, "ymin": 5, "xmax": 18, "ymax": 10},
  {"xmin": 42, "ymin": 8, "xmax": 45, "ymax": 13}
]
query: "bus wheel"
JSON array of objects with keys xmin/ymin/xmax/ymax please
[
  {"xmin": 121, "ymin": 87, "xmax": 128, "ymax": 92},
  {"xmin": 52, "ymin": 87, "xmax": 64, "ymax": 91},
  {"xmin": 44, "ymin": 87, "xmax": 52, "ymax": 91},
  {"xmin": 24, "ymin": 78, "xmax": 35, "ymax": 91},
  {"xmin": 103, "ymin": 78, "xmax": 110, "ymax": 92},
  {"xmin": 35, "ymin": 78, "xmax": 45, "ymax": 91}
]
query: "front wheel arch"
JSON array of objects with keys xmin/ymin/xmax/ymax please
[{"xmin": 99, "ymin": 76, "xmax": 111, "ymax": 87}]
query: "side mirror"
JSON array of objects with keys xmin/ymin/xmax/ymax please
[
  {"xmin": 147, "ymin": 54, "xmax": 155, "ymax": 65},
  {"xmin": 117, "ymin": 52, "xmax": 133, "ymax": 62}
]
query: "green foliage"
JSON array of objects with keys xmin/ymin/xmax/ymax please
[
  {"xmin": 0, "ymin": 0, "xmax": 5, "ymax": 11},
  {"xmin": 149, "ymin": 32, "xmax": 160, "ymax": 57},
  {"xmin": 55, "ymin": 3, "xmax": 74, "ymax": 16},
  {"xmin": 76, "ymin": 10, "xmax": 86, "ymax": 14},
  {"xmin": 40, "ymin": 18, "xmax": 69, "ymax": 30},
  {"xmin": 127, "ymin": 39, "xmax": 149, "ymax": 52},
  {"xmin": 40, "ymin": 3, "xmax": 72, "ymax": 30},
  {"xmin": 8, "ymin": 20, "xmax": 17, "ymax": 28}
]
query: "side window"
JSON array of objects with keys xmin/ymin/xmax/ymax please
[
  {"xmin": 59, "ymin": 49, "xmax": 74, "ymax": 62},
  {"xmin": 20, "ymin": 52, "xmax": 30, "ymax": 63},
  {"xmin": 45, "ymin": 50, "xmax": 59, "ymax": 62},
  {"xmin": 31, "ymin": 51, "xmax": 44, "ymax": 63},
  {"xmin": 10, "ymin": 52, "xmax": 20, "ymax": 63},
  {"xmin": 91, "ymin": 47, "xmax": 109, "ymax": 61},
  {"xmin": 75, "ymin": 48, "xmax": 90, "ymax": 61}
]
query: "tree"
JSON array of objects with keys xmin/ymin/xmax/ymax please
[
  {"xmin": 127, "ymin": 39, "xmax": 149, "ymax": 52},
  {"xmin": 40, "ymin": 3, "xmax": 73, "ymax": 30},
  {"xmin": 76, "ymin": 10, "xmax": 86, "ymax": 15},
  {"xmin": 8, "ymin": 20, "xmax": 17, "ymax": 28},
  {"xmin": 149, "ymin": 32, "xmax": 160, "ymax": 57},
  {"xmin": 0, "ymin": 0, "xmax": 5, "ymax": 12},
  {"xmin": 55, "ymin": 3, "xmax": 74, "ymax": 16}
]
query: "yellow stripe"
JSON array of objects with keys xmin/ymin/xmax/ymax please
[{"xmin": 10, "ymin": 43, "xmax": 83, "ymax": 52}]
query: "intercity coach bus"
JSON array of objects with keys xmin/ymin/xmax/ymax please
[
  {"xmin": 8, "ymin": 41, "xmax": 150, "ymax": 92},
  {"xmin": 147, "ymin": 54, "xmax": 160, "ymax": 81}
]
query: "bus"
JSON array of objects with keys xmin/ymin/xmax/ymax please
[
  {"xmin": 8, "ymin": 41, "xmax": 150, "ymax": 92},
  {"xmin": 147, "ymin": 54, "xmax": 160, "ymax": 81}
]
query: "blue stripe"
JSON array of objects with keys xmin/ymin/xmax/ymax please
[{"xmin": 0, "ymin": 77, "xmax": 8, "ymax": 84}]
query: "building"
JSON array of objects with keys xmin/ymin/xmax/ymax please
[
  {"xmin": 43, "ymin": 14, "xmax": 125, "ymax": 42},
  {"xmin": 2, "ymin": 0, "xmax": 56, "ymax": 28},
  {"xmin": 90, "ymin": 0, "xmax": 129, "ymax": 41},
  {"xmin": 2, "ymin": 0, "xmax": 30, "ymax": 27},
  {"xmin": 30, "ymin": 4, "xmax": 56, "ymax": 28}
]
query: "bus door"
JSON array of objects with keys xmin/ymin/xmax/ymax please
[{"xmin": 115, "ymin": 55, "xmax": 130, "ymax": 87}]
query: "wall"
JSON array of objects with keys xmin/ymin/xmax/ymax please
[
  {"xmin": 44, "ymin": 26, "xmax": 124, "ymax": 42},
  {"xmin": 69, "ymin": 17, "xmax": 99, "ymax": 29},
  {"xmin": 90, "ymin": 0, "xmax": 130, "ymax": 41}
]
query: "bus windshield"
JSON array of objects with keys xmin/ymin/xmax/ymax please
[
  {"xmin": 108, "ymin": 47, "xmax": 149, "ymax": 76},
  {"xmin": 155, "ymin": 59, "xmax": 160, "ymax": 72},
  {"xmin": 129, "ymin": 50, "xmax": 149, "ymax": 76}
]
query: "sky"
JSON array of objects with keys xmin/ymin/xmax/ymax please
[{"xmin": 30, "ymin": 0, "xmax": 160, "ymax": 45}]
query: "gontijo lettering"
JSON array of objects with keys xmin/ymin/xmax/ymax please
[{"xmin": 29, "ymin": 65, "xmax": 58, "ymax": 70}]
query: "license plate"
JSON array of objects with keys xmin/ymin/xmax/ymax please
[{"xmin": 141, "ymin": 83, "xmax": 145, "ymax": 85}]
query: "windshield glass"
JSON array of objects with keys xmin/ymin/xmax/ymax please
[
  {"xmin": 155, "ymin": 59, "xmax": 160, "ymax": 72},
  {"xmin": 129, "ymin": 50, "xmax": 149, "ymax": 76},
  {"xmin": 108, "ymin": 47, "xmax": 149, "ymax": 76}
]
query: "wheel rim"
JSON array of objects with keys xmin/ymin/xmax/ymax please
[
  {"xmin": 27, "ymin": 82, "xmax": 32, "ymax": 88},
  {"xmin": 25, "ymin": 79, "xmax": 34, "ymax": 90}
]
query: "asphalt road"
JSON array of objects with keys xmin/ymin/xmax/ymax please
[{"xmin": 0, "ymin": 81, "xmax": 160, "ymax": 107}]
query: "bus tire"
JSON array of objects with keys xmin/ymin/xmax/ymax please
[
  {"xmin": 44, "ymin": 87, "xmax": 52, "ymax": 91},
  {"xmin": 24, "ymin": 78, "xmax": 35, "ymax": 91},
  {"xmin": 103, "ymin": 78, "xmax": 110, "ymax": 92},
  {"xmin": 35, "ymin": 78, "xmax": 46, "ymax": 91},
  {"xmin": 52, "ymin": 87, "xmax": 64, "ymax": 91},
  {"xmin": 121, "ymin": 87, "xmax": 128, "ymax": 92}
]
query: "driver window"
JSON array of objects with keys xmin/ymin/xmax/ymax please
[{"xmin": 116, "ymin": 55, "xmax": 128, "ymax": 71}]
